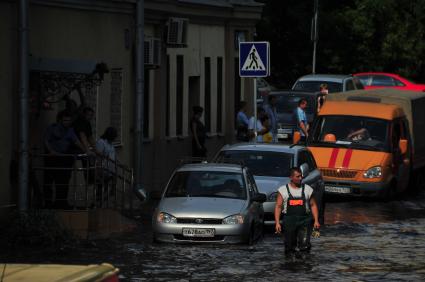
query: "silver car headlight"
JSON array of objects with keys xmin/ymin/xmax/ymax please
[
  {"xmin": 222, "ymin": 214, "xmax": 244, "ymax": 225},
  {"xmin": 363, "ymin": 166, "xmax": 382, "ymax": 178},
  {"xmin": 268, "ymin": 192, "xmax": 278, "ymax": 201},
  {"xmin": 157, "ymin": 212, "xmax": 177, "ymax": 224}
]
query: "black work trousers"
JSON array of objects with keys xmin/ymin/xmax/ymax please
[
  {"xmin": 43, "ymin": 155, "xmax": 75, "ymax": 209},
  {"xmin": 283, "ymin": 215, "xmax": 313, "ymax": 255}
]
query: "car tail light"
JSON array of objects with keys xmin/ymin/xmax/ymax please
[{"xmin": 101, "ymin": 274, "xmax": 119, "ymax": 282}]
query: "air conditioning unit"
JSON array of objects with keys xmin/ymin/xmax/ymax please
[
  {"xmin": 166, "ymin": 17, "xmax": 188, "ymax": 46},
  {"xmin": 144, "ymin": 37, "xmax": 161, "ymax": 67}
]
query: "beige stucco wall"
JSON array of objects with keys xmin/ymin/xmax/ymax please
[
  {"xmin": 167, "ymin": 23, "xmax": 226, "ymax": 137},
  {"xmin": 28, "ymin": 4, "xmax": 135, "ymax": 170}
]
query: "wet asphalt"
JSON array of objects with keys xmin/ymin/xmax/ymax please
[
  {"xmin": 111, "ymin": 191, "xmax": 425, "ymax": 281},
  {"xmin": 3, "ymin": 191, "xmax": 425, "ymax": 281}
]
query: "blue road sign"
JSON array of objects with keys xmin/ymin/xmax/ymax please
[{"xmin": 239, "ymin": 41, "xmax": 270, "ymax": 77}]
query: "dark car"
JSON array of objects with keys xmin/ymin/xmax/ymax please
[
  {"xmin": 267, "ymin": 91, "xmax": 320, "ymax": 142},
  {"xmin": 292, "ymin": 74, "xmax": 364, "ymax": 93}
]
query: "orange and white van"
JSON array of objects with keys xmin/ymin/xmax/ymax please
[{"xmin": 306, "ymin": 88, "xmax": 425, "ymax": 197}]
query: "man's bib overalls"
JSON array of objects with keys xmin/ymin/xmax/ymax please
[{"xmin": 282, "ymin": 184, "xmax": 313, "ymax": 254}]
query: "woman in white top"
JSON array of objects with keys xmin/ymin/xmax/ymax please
[
  {"xmin": 95, "ymin": 127, "xmax": 118, "ymax": 205},
  {"xmin": 248, "ymin": 107, "xmax": 270, "ymax": 142}
]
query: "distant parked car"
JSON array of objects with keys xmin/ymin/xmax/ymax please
[
  {"xmin": 267, "ymin": 90, "xmax": 321, "ymax": 142},
  {"xmin": 214, "ymin": 143, "xmax": 325, "ymax": 225},
  {"xmin": 353, "ymin": 72, "xmax": 425, "ymax": 91},
  {"xmin": 152, "ymin": 162, "xmax": 266, "ymax": 244},
  {"xmin": 292, "ymin": 74, "xmax": 364, "ymax": 93}
]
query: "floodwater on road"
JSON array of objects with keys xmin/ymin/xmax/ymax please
[
  {"xmin": 112, "ymin": 192, "xmax": 425, "ymax": 282},
  {"xmin": 3, "ymin": 192, "xmax": 425, "ymax": 281}
]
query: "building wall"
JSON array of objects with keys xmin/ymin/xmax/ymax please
[
  {"xmin": 28, "ymin": 3, "xmax": 135, "ymax": 170},
  {"xmin": 0, "ymin": 0, "xmax": 262, "ymax": 208}
]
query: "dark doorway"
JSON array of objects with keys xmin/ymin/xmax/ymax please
[{"xmin": 189, "ymin": 76, "xmax": 200, "ymax": 123}]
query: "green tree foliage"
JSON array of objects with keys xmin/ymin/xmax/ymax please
[{"xmin": 257, "ymin": 0, "xmax": 425, "ymax": 85}]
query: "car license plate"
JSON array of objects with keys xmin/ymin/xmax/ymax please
[
  {"xmin": 325, "ymin": 185, "xmax": 351, "ymax": 194},
  {"xmin": 277, "ymin": 133, "xmax": 289, "ymax": 139},
  {"xmin": 278, "ymin": 128, "xmax": 292, "ymax": 134},
  {"xmin": 182, "ymin": 228, "xmax": 215, "ymax": 237}
]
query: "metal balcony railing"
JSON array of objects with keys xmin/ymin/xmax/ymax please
[{"xmin": 29, "ymin": 151, "xmax": 134, "ymax": 211}]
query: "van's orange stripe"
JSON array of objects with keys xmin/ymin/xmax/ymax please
[
  {"xmin": 342, "ymin": 149, "xmax": 353, "ymax": 168},
  {"xmin": 328, "ymin": 148, "xmax": 339, "ymax": 168}
]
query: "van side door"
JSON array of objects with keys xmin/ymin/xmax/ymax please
[{"xmin": 392, "ymin": 118, "xmax": 410, "ymax": 192}]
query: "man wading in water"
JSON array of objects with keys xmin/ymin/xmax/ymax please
[{"xmin": 274, "ymin": 167, "xmax": 320, "ymax": 258}]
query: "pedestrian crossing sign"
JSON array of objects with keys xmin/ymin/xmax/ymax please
[{"xmin": 239, "ymin": 41, "xmax": 270, "ymax": 77}]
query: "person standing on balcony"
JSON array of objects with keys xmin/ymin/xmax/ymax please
[
  {"xmin": 73, "ymin": 107, "xmax": 100, "ymax": 184},
  {"xmin": 95, "ymin": 127, "xmax": 118, "ymax": 206},
  {"xmin": 44, "ymin": 110, "xmax": 89, "ymax": 209}
]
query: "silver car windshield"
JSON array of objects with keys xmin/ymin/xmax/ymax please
[
  {"xmin": 293, "ymin": 81, "xmax": 343, "ymax": 93},
  {"xmin": 217, "ymin": 151, "xmax": 292, "ymax": 177},
  {"xmin": 165, "ymin": 171, "xmax": 247, "ymax": 199}
]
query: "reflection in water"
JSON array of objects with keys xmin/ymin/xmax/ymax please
[
  {"xmin": 6, "ymin": 193, "xmax": 424, "ymax": 281},
  {"xmin": 119, "ymin": 193, "xmax": 425, "ymax": 281}
]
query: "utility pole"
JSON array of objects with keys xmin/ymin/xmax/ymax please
[
  {"xmin": 134, "ymin": 0, "xmax": 147, "ymax": 201},
  {"xmin": 311, "ymin": 0, "xmax": 319, "ymax": 74}
]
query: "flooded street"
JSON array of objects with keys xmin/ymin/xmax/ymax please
[
  {"xmin": 4, "ymin": 192, "xmax": 425, "ymax": 281},
  {"xmin": 111, "ymin": 191, "xmax": 425, "ymax": 281}
]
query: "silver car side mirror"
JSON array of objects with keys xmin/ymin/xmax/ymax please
[{"xmin": 300, "ymin": 163, "xmax": 310, "ymax": 178}]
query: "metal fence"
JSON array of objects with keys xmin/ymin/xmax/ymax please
[{"xmin": 30, "ymin": 152, "xmax": 134, "ymax": 211}]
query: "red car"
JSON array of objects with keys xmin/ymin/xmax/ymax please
[{"xmin": 353, "ymin": 72, "xmax": 425, "ymax": 91}]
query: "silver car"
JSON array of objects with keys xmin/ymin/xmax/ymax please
[
  {"xmin": 292, "ymin": 74, "xmax": 364, "ymax": 93},
  {"xmin": 152, "ymin": 162, "xmax": 266, "ymax": 244},
  {"xmin": 214, "ymin": 143, "xmax": 325, "ymax": 225}
]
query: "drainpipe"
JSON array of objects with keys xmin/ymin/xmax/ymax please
[
  {"xmin": 311, "ymin": 0, "xmax": 319, "ymax": 74},
  {"xmin": 18, "ymin": 0, "xmax": 29, "ymax": 211},
  {"xmin": 133, "ymin": 0, "xmax": 147, "ymax": 201}
]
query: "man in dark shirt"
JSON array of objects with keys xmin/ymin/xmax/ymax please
[{"xmin": 44, "ymin": 110, "xmax": 88, "ymax": 209}]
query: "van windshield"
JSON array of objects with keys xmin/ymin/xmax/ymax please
[{"xmin": 309, "ymin": 116, "xmax": 390, "ymax": 151}]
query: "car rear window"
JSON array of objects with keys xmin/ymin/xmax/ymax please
[
  {"xmin": 165, "ymin": 171, "xmax": 247, "ymax": 199},
  {"xmin": 275, "ymin": 95, "xmax": 316, "ymax": 114},
  {"xmin": 217, "ymin": 150, "xmax": 292, "ymax": 177},
  {"xmin": 293, "ymin": 81, "xmax": 343, "ymax": 93}
]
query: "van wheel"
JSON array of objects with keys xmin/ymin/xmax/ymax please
[
  {"xmin": 248, "ymin": 225, "xmax": 256, "ymax": 245},
  {"xmin": 413, "ymin": 170, "xmax": 425, "ymax": 192},
  {"xmin": 382, "ymin": 180, "xmax": 396, "ymax": 201}
]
